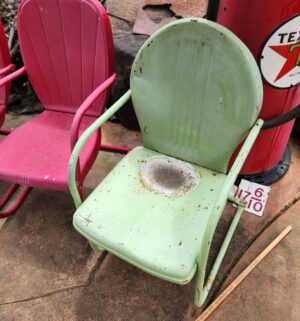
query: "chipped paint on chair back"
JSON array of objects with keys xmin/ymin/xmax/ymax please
[{"xmin": 131, "ymin": 18, "xmax": 263, "ymax": 173}]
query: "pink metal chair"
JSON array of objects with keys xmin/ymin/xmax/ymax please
[
  {"xmin": 0, "ymin": 0, "xmax": 128, "ymax": 218},
  {"xmin": 0, "ymin": 20, "xmax": 15, "ymax": 131}
]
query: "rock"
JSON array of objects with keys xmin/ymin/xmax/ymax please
[
  {"xmin": 106, "ymin": 0, "xmax": 141, "ymax": 24},
  {"xmin": 110, "ymin": 16, "xmax": 148, "ymax": 130}
]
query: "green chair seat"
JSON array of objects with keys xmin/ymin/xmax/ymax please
[{"xmin": 73, "ymin": 146, "xmax": 227, "ymax": 283}]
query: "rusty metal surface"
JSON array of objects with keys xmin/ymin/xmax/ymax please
[
  {"xmin": 140, "ymin": 156, "xmax": 200, "ymax": 197},
  {"xmin": 133, "ymin": 0, "xmax": 208, "ymax": 36}
]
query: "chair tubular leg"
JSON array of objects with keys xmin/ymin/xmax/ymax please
[
  {"xmin": 194, "ymin": 204, "xmax": 245, "ymax": 307},
  {"xmin": 100, "ymin": 144, "xmax": 131, "ymax": 154},
  {"xmin": 0, "ymin": 184, "xmax": 32, "ymax": 218}
]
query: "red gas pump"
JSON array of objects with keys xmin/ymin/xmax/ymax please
[{"xmin": 208, "ymin": 0, "xmax": 300, "ymax": 184}]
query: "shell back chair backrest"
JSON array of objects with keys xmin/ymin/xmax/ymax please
[
  {"xmin": 130, "ymin": 19, "xmax": 263, "ymax": 173},
  {"xmin": 17, "ymin": 0, "xmax": 114, "ymax": 117},
  {"xmin": 0, "ymin": 21, "xmax": 11, "ymax": 126}
]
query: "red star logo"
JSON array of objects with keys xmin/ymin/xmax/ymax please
[{"xmin": 269, "ymin": 40, "xmax": 300, "ymax": 82}]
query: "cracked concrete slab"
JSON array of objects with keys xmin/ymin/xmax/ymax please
[
  {"xmin": 196, "ymin": 194, "xmax": 300, "ymax": 321},
  {"xmin": 0, "ymin": 254, "xmax": 194, "ymax": 321},
  {"xmin": 0, "ymin": 116, "xmax": 142, "ymax": 305},
  {"xmin": 0, "ymin": 112, "xmax": 300, "ymax": 320},
  {"xmin": 0, "ymin": 187, "xmax": 103, "ymax": 303},
  {"xmin": 195, "ymin": 138, "xmax": 300, "ymax": 310}
]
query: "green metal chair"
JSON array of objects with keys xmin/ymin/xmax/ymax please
[{"xmin": 68, "ymin": 18, "xmax": 263, "ymax": 307}]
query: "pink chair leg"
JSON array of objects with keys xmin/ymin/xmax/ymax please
[
  {"xmin": 0, "ymin": 183, "xmax": 19, "ymax": 208},
  {"xmin": 0, "ymin": 184, "xmax": 32, "ymax": 218},
  {"xmin": 100, "ymin": 144, "xmax": 131, "ymax": 154}
]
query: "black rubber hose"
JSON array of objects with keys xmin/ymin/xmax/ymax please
[
  {"xmin": 262, "ymin": 104, "xmax": 300, "ymax": 130},
  {"xmin": 206, "ymin": 0, "xmax": 220, "ymax": 22}
]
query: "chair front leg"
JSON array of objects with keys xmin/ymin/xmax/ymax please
[
  {"xmin": 194, "ymin": 203, "xmax": 246, "ymax": 307},
  {"xmin": 194, "ymin": 120, "xmax": 264, "ymax": 307}
]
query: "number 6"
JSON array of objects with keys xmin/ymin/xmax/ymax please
[{"xmin": 254, "ymin": 188, "xmax": 263, "ymax": 198}]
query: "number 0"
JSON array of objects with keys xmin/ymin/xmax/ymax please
[{"xmin": 253, "ymin": 201, "xmax": 263, "ymax": 212}]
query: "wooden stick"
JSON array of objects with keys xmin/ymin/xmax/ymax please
[{"xmin": 195, "ymin": 225, "xmax": 293, "ymax": 321}]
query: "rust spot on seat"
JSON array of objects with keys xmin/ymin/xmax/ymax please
[
  {"xmin": 149, "ymin": 164, "xmax": 186, "ymax": 190},
  {"xmin": 81, "ymin": 214, "xmax": 93, "ymax": 226},
  {"xmin": 140, "ymin": 156, "xmax": 200, "ymax": 197}
]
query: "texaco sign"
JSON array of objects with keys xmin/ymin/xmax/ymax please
[{"xmin": 260, "ymin": 14, "xmax": 300, "ymax": 89}]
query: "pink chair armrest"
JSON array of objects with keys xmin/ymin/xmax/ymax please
[
  {"xmin": 0, "ymin": 64, "xmax": 16, "ymax": 76},
  {"xmin": 0, "ymin": 66, "xmax": 26, "ymax": 87},
  {"xmin": 70, "ymin": 73, "xmax": 117, "ymax": 150}
]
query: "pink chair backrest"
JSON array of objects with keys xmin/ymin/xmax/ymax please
[
  {"xmin": 17, "ymin": 0, "xmax": 114, "ymax": 117},
  {"xmin": 0, "ymin": 20, "xmax": 11, "ymax": 122}
]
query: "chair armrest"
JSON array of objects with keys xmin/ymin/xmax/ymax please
[
  {"xmin": 68, "ymin": 90, "xmax": 132, "ymax": 208},
  {"xmin": 0, "ymin": 64, "xmax": 15, "ymax": 76},
  {"xmin": 0, "ymin": 66, "xmax": 26, "ymax": 87},
  {"xmin": 70, "ymin": 73, "xmax": 117, "ymax": 150},
  {"xmin": 215, "ymin": 119, "xmax": 264, "ymax": 209},
  {"xmin": 226, "ymin": 119, "xmax": 264, "ymax": 186},
  {"xmin": 224, "ymin": 119, "xmax": 263, "ymax": 207},
  {"xmin": 195, "ymin": 119, "xmax": 264, "ymax": 302}
]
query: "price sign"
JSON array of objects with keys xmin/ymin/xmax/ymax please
[{"xmin": 235, "ymin": 179, "xmax": 270, "ymax": 216}]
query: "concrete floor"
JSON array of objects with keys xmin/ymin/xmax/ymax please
[
  {"xmin": 210, "ymin": 195, "xmax": 300, "ymax": 321},
  {"xmin": 0, "ymin": 112, "xmax": 299, "ymax": 321},
  {"xmin": 1, "ymin": 1, "xmax": 298, "ymax": 320}
]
